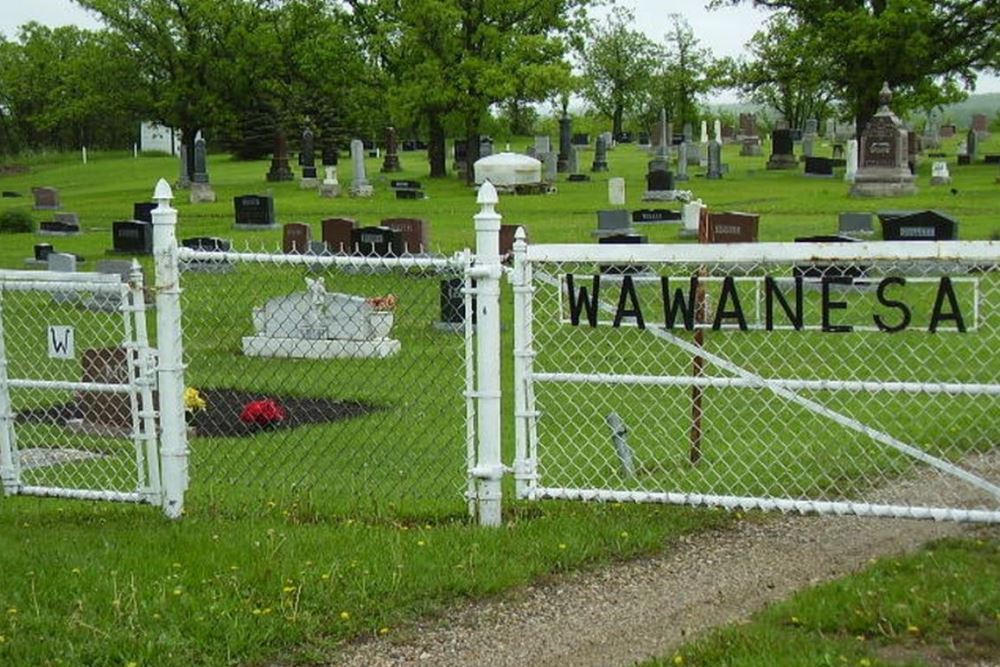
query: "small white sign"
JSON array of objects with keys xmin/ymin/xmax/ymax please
[{"xmin": 47, "ymin": 326, "xmax": 75, "ymax": 359}]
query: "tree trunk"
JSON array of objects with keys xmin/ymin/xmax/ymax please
[
  {"xmin": 182, "ymin": 125, "xmax": 197, "ymax": 178},
  {"xmin": 428, "ymin": 112, "xmax": 446, "ymax": 178},
  {"xmin": 465, "ymin": 116, "xmax": 480, "ymax": 186},
  {"xmin": 612, "ymin": 106, "xmax": 624, "ymax": 137}
]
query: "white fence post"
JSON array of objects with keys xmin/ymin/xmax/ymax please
[
  {"xmin": 511, "ymin": 227, "xmax": 537, "ymax": 499},
  {"xmin": 470, "ymin": 182, "xmax": 504, "ymax": 526},
  {"xmin": 151, "ymin": 178, "xmax": 188, "ymax": 518},
  {"xmin": 0, "ymin": 289, "xmax": 18, "ymax": 496}
]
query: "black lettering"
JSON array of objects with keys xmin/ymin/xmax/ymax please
[
  {"xmin": 50, "ymin": 329, "xmax": 70, "ymax": 355},
  {"xmin": 613, "ymin": 275, "xmax": 645, "ymax": 329},
  {"xmin": 873, "ymin": 277, "xmax": 911, "ymax": 333},
  {"xmin": 929, "ymin": 276, "xmax": 966, "ymax": 333},
  {"xmin": 661, "ymin": 276, "xmax": 698, "ymax": 330},
  {"xmin": 711, "ymin": 277, "xmax": 747, "ymax": 331},
  {"xmin": 764, "ymin": 276, "xmax": 803, "ymax": 330},
  {"xmin": 566, "ymin": 274, "xmax": 600, "ymax": 327},
  {"xmin": 821, "ymin": 277, "xmax": 853, "ymax": 332}
]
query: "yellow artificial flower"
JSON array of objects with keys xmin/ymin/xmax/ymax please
[{"xmin": 184, "ymin": 387, "xmax": 207, "ymax": 412}]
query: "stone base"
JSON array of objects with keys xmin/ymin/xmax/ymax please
[
  {"xmin": 37, "ymin": 229, "xmax": 81, "ymax": 237},
  {"xmin": 849, "ymin": 181, "xmax": 918, "ymax": 197},
  {"xmin": 234, "ymin": 223, "xmax": 278, "ymax": 231},
  {"xmin": 740, "ymin": 145, "xmax": 762, "ymax": 157},
  {"xmin": 299, "ymin": 178, "xmax": 319, "ymax": 190},
  {"xmin": 266, "ymin": 167, "xmax": 294, "ymax": 182},
  {"xmin": 32, "ymin": 205, "xmax": 60, "ymax": 211},
  {"xmin": 174, "ymin": 178, "xmax": 191, "ymax": 190},
  {"xmin": 706, "ymin": 172, "xmax": 722, "ymax": 180},
  {"xmin": 591, "ymin": 164, "xmax": 609, "ymax": 172},
  {"xmin": 642, "ymin": 190, "xmax": 686, "ymax": 202},
  {"xmin": 766, "ymin": 155, "xmax": 798, "ymax": 170},
  {"xmin": 318, "ymin": 183, "xmax": 341, "ymax": 198},
  {"xmin": 930, "ymin": 176, "xmax": 952, "ymax": 186},
  {"xmin": 350, "ymin": 184, "xmax": 374, "ymax": 198},
  {"xmin": 674, "ymin": 174, "xmax": 689, "ymax": 182},
  {"xmin": 189, "ymin": 183, "xmax": 216, "ymax": 204},
  {"xmin": 242, "ymin": 335, "xmax": 400, "ymax": 359},
  {"xmin": 23, "ymin": 258, "xmax": 49, "ymax": 268}
]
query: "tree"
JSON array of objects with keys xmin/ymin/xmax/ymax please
[
  {"xmin": 735, "ymin": 12, "xmax": 836, "ymax": 129},
  {"xmin": 640, "ymin": 15, "xmax": 726, "ymax": 131},
  {"xmin": 577, "ymin": 7, "xmax": 660, "ymax": 137},
  {"xmin": 714, "ymin": 0, "xmax": 1000, "ymax": 136}
]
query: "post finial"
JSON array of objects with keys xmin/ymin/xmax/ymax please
[
  {"xmin": 477, "ymin": 180, "xmax": 498, "ymax": 206},
  {"xmin": 879, "ymin": 81, "xmax": 892, "ymax": 108},
  {"xmin": 153, "ymin": 178, "xmax": 174, "ymax": 204}
]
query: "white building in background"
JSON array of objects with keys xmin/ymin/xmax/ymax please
[{"xmin": 140, "ymin": 122, "xmax": 181, "ymax": 155}]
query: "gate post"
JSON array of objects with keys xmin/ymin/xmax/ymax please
[
  {"xmin": 470, "ymin": 182, "xmax": 504, "ymax": 526},
  {"xmin": 151, "ymin": 178, "xmax": 188, "ymax": 518},
  {"xmin": 0, "ymin": 291, "xmax": 18, "ymax": 495}
]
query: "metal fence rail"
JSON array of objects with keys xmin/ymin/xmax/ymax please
[
  {"xmin": 511, "ymin": 240, "xmax": 1000, "ymax": 523},
  {"xmin": 177, "ymin": 245, "xmax": 473, "ymax": 517}
]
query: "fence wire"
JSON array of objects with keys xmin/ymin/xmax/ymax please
[
  {"xmin": 520, "ymin": 255, "xmax": 1000, "ymax": 520},
  {"xmin": 177, "ymin": 246, "xmax": 471, "ymax": 517},
  {"xmin": 0, "ymin": 275, "xmax": 154, "ymax": 501}
]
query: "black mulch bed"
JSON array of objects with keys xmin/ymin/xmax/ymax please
[{"xmin": 16, "ymin": 388, "xmax": 381, "ymax": 438}]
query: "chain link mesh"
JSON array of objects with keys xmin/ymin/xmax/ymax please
[
  {"xmin": 178, "ymin": 247, "xmax": 471, "ymax": 517},
  {"xmin": 522, "ymin": 255, "xmax": 1000, "ymax": 518},
  {"xmin": 1, "ymin": 277, "xmax": 153, "ymax": 498}
]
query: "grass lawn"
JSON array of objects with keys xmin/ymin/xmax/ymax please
[
  {"xmin": 644, "ymin": 536, "xmax": 1000, "ymax": 667},
  {"xmin": 0, "ymin": 135, "xmax": 998, "ymax": 666}
]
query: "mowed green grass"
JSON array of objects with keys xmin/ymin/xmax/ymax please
[
  {"xmin": 644, "ymin": 536, "xmax": 1000, "ymax": 667},
  {"xmin": 0, "ymin": 137, "xmax": 998, "ymax": 666}
]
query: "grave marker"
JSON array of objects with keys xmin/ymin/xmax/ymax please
[
  {"xmin": 321, "ymin": 218, "xmax": 357, "ymax": 253},
  {"xmin": 282, "ymin": 223, "xmax": 312, "ymax": 254},
  {"xmin": 234, "ymin": 194, "xmax": 277, "ymax": 229}
]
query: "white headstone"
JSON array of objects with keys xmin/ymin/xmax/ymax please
[
  {"xmin": 140, "ymin": 121, "xmax": 179, "ymax": 155},
  {"xmin": 700, "ymin": 121, "xmax": 708, "ymax": 144},
  {"xmin": 713, "ymin": 119, "xmax": 722, "ymax": 143},
  {"xmin": 844, "ymin": 139, "xmax": 858, "ymax": 183},
  {"xmin": 350, "ymin": 140, "xmax": 373, "ymax": 197},
  {"xmin": 47, "ymin": 253, "xmax": 79, "ymax": 304},
  {"xmin": 608, "ymin": 177, "xmax": 626, "ymax": 206},
  {"xmin": 682, "ymin": 199, "xmax": 704, "ymax": 235},
  {"xmin": 930, "ymin": 161, "xmax": 951, "ymax": 185}
]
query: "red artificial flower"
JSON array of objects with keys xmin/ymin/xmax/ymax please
[{"xmin": 239, "ymin": 399, "xmax": 287, "ymax": 427}]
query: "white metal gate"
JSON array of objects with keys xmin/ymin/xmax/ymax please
[
  {"xmin": 0, "ymin": 265, "xmax": 161, "ymax": 504},
  {"xmin": 509, "ymin": 240, "xmax": 1000, "ymax": 523}
]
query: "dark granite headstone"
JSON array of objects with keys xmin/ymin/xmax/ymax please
[
  {"xmin": 838, "ymin": 212, "xmax": 874, "ymax": 236},
  {"xmin": 234, "ymin": 194, "xmax": 276, "ymax": 228},
  {"xmin": 34, "ymin": 243, "xmax": 54, "ymax": 261},
  {"xmin": 598, "ymin": 233, "xmax": 648, "ymax": 275},
  {"xmin": 380, "ymin": 218, "xmax": 429, "ymax": 252},
  {"xmin": 594, "ymin": 210, "xmax": 632, "ymax": 237},
  {"xmin": 632, "ymin": 209, "xmax": 681, "ymax": 223},
  {"xmin": 282, "ymin": 222, "xmax": 312, "ymax": 253},
  {"xmin": 571, "ymin": 133, "xmax": 590, "ymax": 146},
  {"xmin": 766, "ymin": 130, "xmax": 797, "ymax": 169},
  {"xmin": 78, "ymin": 347, "xmax": 133, "ymax": 431},
  {"xmin": 300, "ymin": 128, "xmax": 317, "ymax": 179},
  {"xmin": 792, "ymin": 235, "xmax": 863, "ymax": 279},
  {"xmin": 381, "ymin": 126, "xmax": 401, "ymax": 172},
  {"xmin": 879, "ymin": 210, "xmax": 959, "ymax": 240},
  {"xmin": 133, "ymin": 202, "xmax": 156, "ymax": 223},
  {"xmin": 705, "ymin": 212, "xmax": 759, "ymax": 243},
  {"xmin": 646, "ymin": 170, "xmax": 674, "ymax": 192},
  {"xmin": 499, "ymin": 224, "xmax": 526, "ymax": 258},
  {"xmin": 804, "ymin": 157, "xmax": 835, "ymax": 177},
  {"xmin": 350, "ymin": 226, "xmax": 404, "ymax": 256},
  {"xmin": 266, "ymin": 131, "xmax": 295, "ymax": 182},
  {"xmin": 32, "ymin": 187, "xmax": 60, "ymax": 210},
  {"xmin": 181, "ymin": 236, "xmax": 232, "ymax": 252},
  {"xmin": 321, "ymin": 218, "xmax": 357, "ymax": 253},
  {"xmin": 111, "ymin": 220, "xmax": 153, "ymax": 255}
]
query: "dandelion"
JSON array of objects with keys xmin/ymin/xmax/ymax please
[
  {"xmin": 7, "ymin": 607, "xmax": 17, "ymax": 615},
  {"xmin": 71, "ymin": 568, "xmax": 81, "ymax": 574},
  {"xmin": 619, "ymin": 531, "xmax": 629, "ymax": 538},
  {"xmin": 379, "ymin": 627, "xmax": 390, "ymax": 635},
  {"xmin": 906, "ymin": 625, "xmax": 919, "ymax": 634},
  {"xmin": 790, "ymin": 616, "xmax": 800, "ymax": 625},
  {"xmin": 340, "ymin": 611, "xmax": 350, "ymax": 620},
  {"xmin": 558, "ymin": 543, "xmax": 567, "ymax": 550},
  {"xmin": 252, "ymin": 609, "xmax": 262, "ymax": 616},
  {"xmin": 673, "ymin": 655, "xmax": 684, "ymax": 666},
  {"xmin": 416, "ymin": 540, "xmax": 426, "ymax": 547},
  {"xmin": 262, "ymin": 608, "xmax": 273, "ymax": 615},
  {"xmin": 0, "ymin": 635, "xmax": 5, "ymax": 644},
  {"xmin": 283, "ymin": 586, "xmax": 296, "ymax": 593},
  {"xmin": 172, "ymin": 588, "xmax": 182, "ymax": 596},
  {"xmin": 321, "ymin": 574, "xmax": 330, "ymax": 580},
  {"xmin": 126, "ymin": 662, "xmax": 138, "ymax": 667},
  {"xmin": 172, "ymin": 563, "xmax": 182, "ymax": 569},
  {"xmin": 858, "ymin": 659, "xmax": 871, "ymax": 667},
  {"xmin": 152, "ymin": 613, "xmax": 161, "ymax": 620}
]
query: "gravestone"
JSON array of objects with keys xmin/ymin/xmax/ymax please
[
  {"xmin": 266, "ymin": 131, "xmax": 295, "ymax": 182},
  {"xmin": 380, "ymin": 126, "xmax": 401, "ymax": 173},
  {"xmin": 766, "ymin": 129, "xmax": 797, "ymax": 169},
  {"xmin": 111, "ymin": 220, "xmax": 153, "ymax": 255},
  {"xmin": 180, "ymin": 236, "xmax": 233, "ymax": 273},
  {"xmin": 652, "ymin": 109, "xmax": 671, "ymax": 159},
  {"xmin": 566, "ymin": 146, "xmax": 579, "ymax": 175},
  {"xmin": 700, "ymin": 120, "xmax": 708, "ymax": 144},
  {"xmin": 675, "ymin": 142, "xmax": 689, "ymax": 181},
  {"xmin": 593, "ymin": 210, "xmax": 632, "ymax": 237},
  {"xmin": 558, "ymin": 114, "xmax": 572, "ymax": 173},
  {"xmin": 804, "ymin": 157, "xmax": 835, "ymax": 177},
  {"xmin": 454, "ymin": 140, "xmax": 469, "ymax": 173},
  {"xmin": 33, "ymin": 243, "xmax": 53, "ymax": 262},
  {"xmin": 632, "ymin": 209, "xmax": 681, "ymax": 224},
  {"xmin": 598, "ymin": 233, "xmax": 648, "ymax": 275},
  {"xmin": 39, "ymin": 212, "xmax": 80, "ymax": 236},
  {"xmin": 234, "ymin": 194, "xmax": 277, "ymax": 229},
  {"xmin": 792, "ymin": 235, "xmax": 863, "ymax": 280},
  {"xmin": 850, "ymin": 83, "xmax": 916, "ymax": 197},
  {"xmin": 282, "ymin": 223, "xmax": 312, "ymax": 254},
  {"xmin": 77, "ymin": 347, "xmax": 133, "ymax": 433},
  {"xmin": 350, "ymin": 226, "xmax": 403, "ymax": 256},
  {"xmin": 844, "ymin": 139, "xmax": 859, "ymax": 183},
  {"xmin": 242, "ymin": 277, "xmax": 401, "ymax": 359},
  {"xmin": 591, "ymin": 136, "xmax": 609, "ymax": 172},
  {"xmin": 437, "ymin": 277, "xmax": 476, "ymax": 331},
  {"xmin": 572, "ymin": 133, "xmax": 590, "ymax": 146},
  {"xmin": 299, "ymin": 128, "xmax": 318, "ymax": 188},
  {"xmin": 540, "ymin": 152, "xmax": 558, "ymax": 184},
  {"xmin": 706, "ymin": 141, "xmax": 722, "ymax": 180},
  {"xmin": 879, "ymin": 210, "xmax": 958, "ymax": 240},
  {"xmin": 499, "ymin": 224, "xmax": 526, "ymax": 258},
  {"xmin": 705, "ymin": 212, "xmax": 759, "ymax": 243},
  {"xmin": 47, "ymin": 252, "xmax": 79, "ymax": 304},
  {"xmin": 740, "ymin": 137, "xmax": 762, "ymax": 157},
  {"xmin": 190, "ymin": 133, "xmax": 216, "ymax": 203},
  {"xmin": 832, "ymin": 143, "xmax": 845, "ymax": 160},
  {"xmin": 930, "ymin": 161, "xmax": 951, "ymax": 185},
  {"xmin": 838, "ymin": 212, "xmax": 874, "ymax": 236},
  {"xmin": 686, "ymin": 142, "xmax": 701, "ymax": 166},
  {"xmin": 683, "ymin": 122, "xmax": 693, "ymax": 143},
  {"xmin": 176, "ymin": 143, "xmax": 191, "ymax": 188},
  {"xmin": 182, "ymin": 236, "xmax": 231, "ymax": 252},
  {"xmin": 391, "ymin": 179, "xmax": 425, "ymax": 200},
  {"xmin": 738, "ymin": 113, "xmax": 757, "ymax": 138},
  {"xmin": 479, "ymin": 136, "xmax": 494, "ymax": 158},
  {"xmin": 350, "ymin": 139, "xmax": 374, "ymax": 197},
  {"xmin": 321, "ymin": 218, "xmax": 356, "ymax": 253},
  {"xmin": 534, "ymin": 135, "xmax": 551, "ymax": 154},
  {"xmin": 713, "ymin": 119, "xmax": 722, "ymax": 143},
  {"xmin": 608, "ymin": 177, "xmax": 625, "ymax": 206},
  {"xmin": 802, "ymin": 134, "xmax": 815, "ymax": 159},
  {"xmin": 319, "ymin": 164, "xmax": 341, "ymax": 198},
  {"xmin": 381, "ymin": 218, "xmax": 429, "ymax": 253},
  {"xmin": 971, "ymin": 113, "xmax": 989, "ymax": 138},
  {"xmin": 680, "ymin": 199, "xmax": 705, "ymax": 237},
  {"xmin": 907, "ymin": 130, "xmax": 920, "ymax": 174},
  {"xmin": 940, "ymin": 124, "xmax": 956, "ymax": 138},
  {"xmin": 133, "ymin": 202, "xmax": 156, "ymax": 223},
  {"xmin": 32, "ymin": 187, "xmax": 60, "ymax": 210},
  {"xmin": 645, "ymin": 169, "xmax": 674, "ymax": 194}
]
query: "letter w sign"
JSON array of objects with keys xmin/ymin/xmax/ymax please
[{"xmin": 47, "ymin": 326, "xmax": 75, "ymax": 359}]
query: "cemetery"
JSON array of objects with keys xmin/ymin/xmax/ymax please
[{"xmin": 0, "ymin": 1, "xmax": 998, "ymax": 665}]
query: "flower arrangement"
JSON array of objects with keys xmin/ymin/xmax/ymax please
[
  {"xmin": 365, "ymin": 294, "xmax": 398, "ymax": 311},
  {"xmin": 239, "ymin": 399, "xmax": 287, "ymax": 428},
  {"xmin": 184, "ymin": 387, "xmax": 207, "ymax": 413}
]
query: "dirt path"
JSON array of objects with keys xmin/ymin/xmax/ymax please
[{"xmin": 308, "ymin": 453, "xmax": 1000, "ymax": 667}]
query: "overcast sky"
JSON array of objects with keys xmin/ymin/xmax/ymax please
[{"xmin": 2, "ymin": 0, "xmax": 997, "ymax": 103}]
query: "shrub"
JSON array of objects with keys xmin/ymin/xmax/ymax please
[{"xmin": 0, "ymin": 209, "xmax": 34, "ymax": 233}]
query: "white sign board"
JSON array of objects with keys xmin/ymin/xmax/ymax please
[{"xmin": 47, "ymin": 326, "xmax": 75, "ymax": 359}]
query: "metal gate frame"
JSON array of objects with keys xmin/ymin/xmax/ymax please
[{"xmin": 507, "ymin": 239, "xmax": 1000, "ymax": 524}]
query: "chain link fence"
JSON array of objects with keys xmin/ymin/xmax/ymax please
[
  {"xmin": 515, "ymin": 246, "xmax": 1000, "ymax": 521},
  {"xmin": 177, "ymin": 246, "xmax": 472, "ymax": 518}
]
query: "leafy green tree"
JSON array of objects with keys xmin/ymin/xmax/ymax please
[
  {"xmin": 577, "ymin": 7, "xmax": 660, "ymax": 137},
  {"xmin": 714, "ymin": 0, "xmax": 1000, "ymax": 135},
  {"xmin": 735, "ymin": 12, "xmax": 835, "ymax": 129}
]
